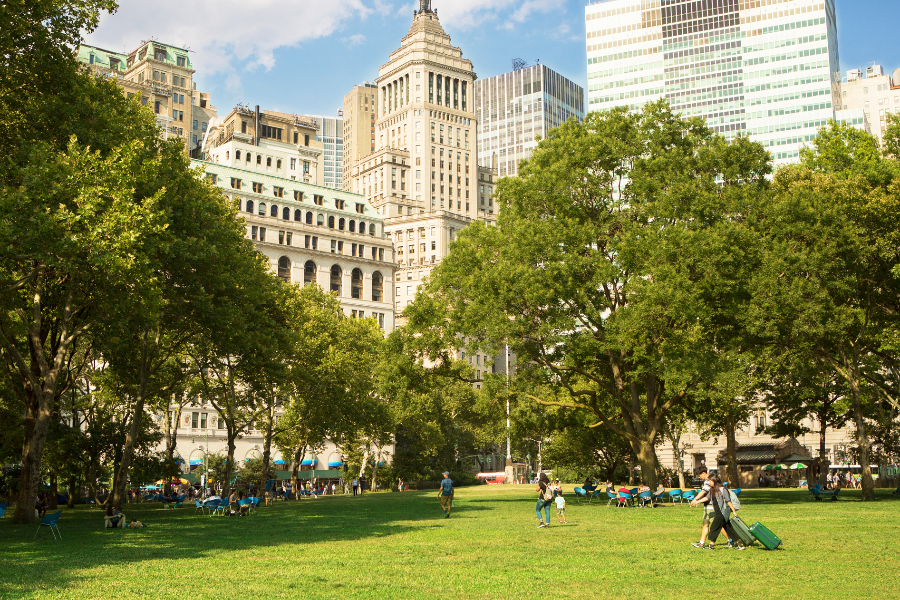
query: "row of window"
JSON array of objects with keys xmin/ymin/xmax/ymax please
[
  {"xmin": 276, "ymin": 259, "xmax": 386, "ymax": 302},
  {"xmin": 244, "ymin": 200, "xmax": 375, "ymax": 234}
]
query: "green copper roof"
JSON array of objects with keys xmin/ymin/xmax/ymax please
[{"xmin": 78, "ymin": 44, "xmax": 128, "ymax": 69}]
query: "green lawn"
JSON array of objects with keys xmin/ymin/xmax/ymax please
[{"xmin": 0, "ymin": 486, "xmax": 897, "ymax": 599}]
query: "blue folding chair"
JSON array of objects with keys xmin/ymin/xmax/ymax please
[
  {"xmin": 638, "ymin": 490, "xmax": 654, "ymax": 508},
  {"xmin": 194, "ymin": 500, "xmax": 206, "ymax": 514},
  {"xmin": 573, "ymin": 487, "xmax": 586, "ymax": 503},
  {"xmin": 668, "ymin": 489, "xmax": 683, "ymax": 504},
  {"xmin": 682, "ymin": 490, "xmax": 697, "ymax": 504},
  {"xmin": 34, "ymin": 511, "xmax": 63, "ymax": 540},
  {"xmin": 0, "ymin": 507, "xmax": 6, "ymax": 520},
  {"xmin": 606, "ymin": 491, "xmax": 618, "ymax": 507},
  {"xmin": 617, "ymin": 492, "xmax": 633, "ymax": 508}
]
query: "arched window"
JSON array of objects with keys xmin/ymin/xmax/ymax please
[
  {"xmin": 235, "ymin": 150, "xmax": 241, "ymax": 160},
  {"xmin": 317, "ymin": 214, "xmax": 324, "ymax": 226},
  {"xmin": 277, "ymin": 159, "xmax": 282, "ymax": 169},
  {"xmin": 372, "ymin": 271, "xmax": 383, "ymax": 302},
  {"xmin": 282, "ymin": 207, "xmax": 290, "ymax": 220},
  {"xmin": 351, "ymin": 268, "xmax": 363, "ymax": 299},
  {"xmin": 349, "ymin": 220, "xmax": 356, "ymax": 233},
  {"xmin": 306, "ymin": 212, "xmax": 314, "ymax": 225},
  {"xmin": 369, "ymin": 224, "xmax": 376, "ymax": 236},
  {"xmin": 246, "ymin": 200, "xmax": 254, "ymax": 213},
  {"xmin": 258, "ymin": 202, "xmax": 266, "ymax": 216},
  {"xmin": 266, "ymin": 157, "xmax": 272, "ymax": 167},
  {"xmin": 328, "ymin": 216, "xmax": 335, "ymax": 229},
  {"xmin": 304, "ymin": 261, "xmax": 316, "ymax": 286},
  {"xmin": 330, "ymin": 265, "xmax": 342, "ymax": 295},
  {"xmin": 294, "ymin": 209, "xmax": 302, "ymax": 222},
  {"xmin": 339, "ymin": 218, "xmax": 345, "ymax": 231},
  {"xmin": 277, "ymin": 257, "xmax": 291, "ymax": 282},
  {"xmin": 246, "ymin": 153, "xmax": 251, "ymax": 163},
  {"xmin": 271, "ymin": 205, "xmax": 278, "ymax": 217},
  {"xmin": 358, "ymin": 221, "xmax": 365, "ymax": 234}
]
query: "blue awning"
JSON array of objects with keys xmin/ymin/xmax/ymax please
[
  {"xmin": 328, "ymin": 462, "xmax": 343, "ymax": 468},
  {"xmin": 274, "ymin": 460, "xmax": 287, "ymax": 465},
  {"xmin": 189, "ymin": 460, "xmax": 203, "ymax": 466},
  {"xmin": 300, "ymin": 459, "xmax": 318, "ymax": 467}
]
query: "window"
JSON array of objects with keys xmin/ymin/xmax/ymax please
[
  {"xmin": 317, "ymin": 214, "xmax": 324, "ymax": 226},
  {"xmin": 356, "ymin": 203, "xmax": 365, "ymax": 214},
  {"xmin": 260, "ymin": 125, "xmax": 283, "ymax": 141},
  {"xmin": 246, "ymin": 200, "xmax": 254, "ymax": 213},
  {"xmin": 351, "ymin": 268, "xmax": 363, "ymax": 299},
  {"xmin": 206, "ymin": 173, "xmax": 218, "ymax": 185},
  {"xmin": 257, "ymin": 155, "xmax": 262, "ymax": 165},
  {"xmin": 349, "ymin": 220, "xmax": 356, "ymax": 233},
  {"xmin": 231, "ymin": 178, "xmax": 242, "ymax": 190},
  {"xmin": 304, "ymin": 261, "xmax": 317, "ymax": 285},
  {"xmin": 242, "ymin": 121, "xmax": 248, "ymax": 134},
  {"xmin": 266, "ymin": 157, "xmax": 272, "ymax": 167},
  {"xmin": 307, "ymin": 212, "xmax": 314, "ymax": 225},
  {"xmin": 328, "ymin": 216, "xmax": 335, "ymax": 229},
  {"xmin": 192, "ymin": 412, "xmax": 199, "ymax": 428},
  {"xmin": 252, "ymin": 182, "xmax": 263, "ymax": 194},
  {"xmin": 294, "ymin": 132, "xmax": 299, "ymax": 144},
  {"xmin": 294, "ymin": 191, "xmax": 304, "ymax": 202},
  {"xmin": 330, "ymin": 265, "xmax": 343, "ymax": 295},
  {"xmin": 369, "ymin": 224, "xmax": 376, "ymax": 236},
  {"xmin": 176, "ymin": 55, "xmax": 186, "ymax": 67},
  {"xmin": 274, "ymin": 186, "xmax": 284, "ymax": 198},
  {"xmin": 277, "ymin": 257, "xmax": 291, "ymax": 282},
  {"xmin": 270, "ymin": 205, "xmax": 278, "ymax": 217},
  {"xmin": 339, "ymin": 218, "xmax": 345, "ymax": 231},
  {"xmin": 282, "ymin": 207, "xmax": 290, "ymax": 220},
  {"xmin": 294, "ymin": 209, "xmax": 302, "ymax": 222},
  {"xmin": 258, "ymin": 202, "xmax": 266, "ymax": 216},
  {"xmin": 303, "ymin": 161, "xmax": 310, "ymax": 174},
  {"xmin": 304, "ymin": 135, "xmax": 310, "ymax": 146},
  {"xmin": 313, "ymin": 195, "xmax": 324, "ymax": 206},
  {"xmin": 277, "ymin": 159, "xmax": 282, "ymax": 170},
  {"xmin": 291, "ymin": 158, "xmax": 297, "ymax": 170},
  {"xmin": 335, "ymin": 199, "xmax": 345, "ymax": 210},
  {"xmin": 372, "ymin": 272, "xmax": 383, "ymax": 302}
]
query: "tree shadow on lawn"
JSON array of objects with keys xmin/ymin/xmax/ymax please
[{"xmin": 0, "ymin": 492, "xmax": 491, "ymax": 598}]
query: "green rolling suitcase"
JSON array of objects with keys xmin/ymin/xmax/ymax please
[
  {"xmin": 750, "ymin": 521, "xmax": 783, "ymax": 550},
  {"xmin": 729, "ymin": 515, "xmax": 756, "ymax": 547}
]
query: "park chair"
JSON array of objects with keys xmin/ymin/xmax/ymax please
[
  {"xmin": 0, "ymin": 507, "xmax": 6, "ymax": 520},
  {"xmin": 206, "ymin": 500, "xmax": 224, "ymax": 516},
  {"xmin": 238, "ymin": 499, "xmax": 253, "ymax": 516},
  {"xmin": 733, "ymin": 488, "xmax": 742, "ymax": 496},
  {"xmin": 194, "ymin": 500, "xmax": 206, "ymax": 514},
  {"xmin": 668, "ymin": 489, "xmax": 683, "ymax": 504},
  {"xmin": 605, "ymin": 491, "xmax": 618, "ymax": 507},
  {"xmin": 893, "ymin": 486, "xmax": 900, "ymax": 495},
  {"xmin": 629, "ymin": 488, "xmax": 639, "ymax": 497},
  {"xmin": 0, "ymin": 502, "xmax": 7, "ymax": 511},
  {"xmin": 638, "ymin": 490, "xmax": 654, "ymax": 508},
  {"xmin": 681, "ymin": 490, "xmax": 697, "ymax": 504},
  {"xmin": 573, "ymin": 487, "xmax": 586, "ymax": 503},
  {"xmin": 617, "ymin": 492, "xmax": 633, "ymax": 508},
  {"xmin": 34, "ymin": 511, "xmax": 62, "ymax": 540}
]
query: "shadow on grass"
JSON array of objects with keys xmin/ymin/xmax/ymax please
[{"xmin": 0, "ymin": 491, "xmax": 481, "ymax": 598}]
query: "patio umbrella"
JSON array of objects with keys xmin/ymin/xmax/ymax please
[
  {"xmin": 155, "ymin": 478, "xmax": 190, "ymax": 485},
  {"xmin": 789, "ymin": 463, "xmax": 807, "ymax": 470},
  {"xmin": 764, "ymin": 464, "xmax": 789, "ymax": 471}
]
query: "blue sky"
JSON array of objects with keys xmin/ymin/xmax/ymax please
[{"xmin": 83, "ymin": 0, "xmax": 900, "ymax": 118}]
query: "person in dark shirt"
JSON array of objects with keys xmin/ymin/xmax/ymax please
[{"xmin": 535, "ymin": 473, "xmax": 553, "ymax": 528}]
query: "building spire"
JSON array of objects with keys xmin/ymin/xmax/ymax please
[{"xmin": 418, "ymin": 0, "xmax": 432, "ymax": 14}]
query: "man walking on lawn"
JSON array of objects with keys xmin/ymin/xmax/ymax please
[{"xmin": 438, "ymin": 471, "xmax": 454, "ymax": 518}]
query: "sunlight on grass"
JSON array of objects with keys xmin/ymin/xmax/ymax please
[{"xmin": 1, "ymin": 486, "xmax": 895, "ymax": 599}]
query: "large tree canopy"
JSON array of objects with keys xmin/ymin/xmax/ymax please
[{"xmin": 403, "ymin": 102, "xmax": 771, "ymax": 488}]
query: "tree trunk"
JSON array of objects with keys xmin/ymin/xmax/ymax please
[
  {"xmin": 223, "ymin": 434, "xmax": 237, "ymax": 494},
  {"xmin": 635, "ymin": 441, "xmax": 658, "ymax": 490},
  {"xmin": 850, "ymin": 384, "xmax": 875, "ymax": 501},
  {"xmin": 14, "ymin": 388, "xmax": 53, "ymax": 524},
  {"xmin": 371, "ymin": 447, "xmax": 381, "ymax": 493},
  {"xmin": 725, "ymin": 414, "xmax": 739, "ymax": 488},
  {"xmin": 48, "ymin": 473, "xmax": 58, "ymax": 509},
  {"xmin": 261, "ymin": 402, "xmax": 274, "ymax": 487},
  {"xmin": 291, "ymin": 443, "xmax": 306, "ymax": 500},
  {"xmin": 818, "ymin": 406, "xmax": 830, "ymax": 488},
  {"xmin": 67, "ymin": 476, "xmax": 77, "ymax": 509},
  {"xmin": 110, "ymin": 392, "xmax": 145, "ymax": 510}
]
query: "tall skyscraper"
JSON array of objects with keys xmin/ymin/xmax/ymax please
[
  {"xmin": 342, "ymin": 83, "xmax": 378, "ymax": 190},
  {"xmin": 585, "ymin": 0, "xmax": 840, "ymax": 165},
  {"xmin": 309, "ymin": 115, "xmax": 344, "ymax": 190},
  {"xmin": 350, "ymin": 1, "xmax": 496, "ymax": 317},
  {"xmin": 475, "ymin": 64, "xmax": 585, "ymax": 178}
]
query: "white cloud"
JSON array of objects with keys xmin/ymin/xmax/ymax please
[
  {"xmin": 431, "ymin": 0, "xmax": 566, "ymax": 30},
  {"xmin": 83, "ymin": 0, "xmax": 372, "ymax": 84},
  {"xmin": 343, "ymin": 33, "xmax": 367, "ymax": 47}
]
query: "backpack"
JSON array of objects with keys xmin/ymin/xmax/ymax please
[
  {"xmin": 542, "ymin": 485, "xmax": 554, "ymax": 502},
  {"xmin": 729, "ymin": 490, "xmax": 741, "ymax": 511}
]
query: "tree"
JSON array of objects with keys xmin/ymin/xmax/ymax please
[
  {"xmin": 404, "ymin": 102, "xmax": 771, "ymax": 489},
  {"xmin": 749, "ymin": 121, "xmax": 900, "ymax": 501}
]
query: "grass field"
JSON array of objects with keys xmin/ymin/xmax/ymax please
[{"xmin": 0, "ymin": 486, "xmax": 897, "ymax": 599}]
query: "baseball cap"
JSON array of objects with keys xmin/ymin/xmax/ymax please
[{"xmin": 442, "ymin": 471, "xmax": 449, "ymax": 476}]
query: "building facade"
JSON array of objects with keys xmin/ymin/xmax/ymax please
[
  {"xmin": 349, "ymin": 2, "xmax": 498, "ymax": 320},
  {"xmin": 305, "ymin": 116, "xmax": 344, "ymax": 190},
  {"xmin": 342, "ymin": 83, "xmax": 378, "ymax": 190},
  {"xmin": 475, "ymin": 64, "xmax": 585, "ymax": 178},
  {"xmin": 839, "ymin": 65, "xmax": 900, "ymax": 146},
  {"xmin": 203, "ymin": 106, "xmax": 325, "ymax": 186},
  {"xmin": 78, "ymin": 41, "xmax": 216, "ymax": 155},
  {"xmin": 585, "ymin": 0, "xmax": 840, "ymax": 165}
]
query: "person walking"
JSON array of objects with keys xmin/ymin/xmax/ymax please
[
  {"xmin": 555, "ymin": 491, "xmax": 567, "ymax": 525},
  {"xmin": 438, "ymin": 471, "xmax": 454, "ymax": 518},
  {"xmin": 352, "ymin": 477, "xmax": 358, "ymax": 497},
  {"xmin": 535, "ymin": 473, "xmax": 553, "ymax": 528},
  {"xmin": 704, "ymin": 474, "xmax": 744, "ymax": 550},
  {"xmin": 359, "ymin": 476, "xmax": 367, "ymax": 496},
  {"xmin": 689, "ymin": 467, "xmax": 714, "ymax": 548}
]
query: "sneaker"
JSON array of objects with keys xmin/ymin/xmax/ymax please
[
  {"xmin": 703, "ymin": 545, "xmax": 714, "ymax": 550},
  {"xmin": 445, "ymin": 514, "xmax": 450, "ymax": 519},
  {"xmin": 734, "ymin": 544, "xmax": 745, "ymax": 551},
  {"xmin": 691, "ymin": 542, "xmax": 705, "ymax": 548},
  {"xmin": 538, "ymin": 523, "xmax": 545, "ymax": 529}
]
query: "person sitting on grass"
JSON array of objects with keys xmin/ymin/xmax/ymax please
[
  {"xmin": 128, "ymin": 519, "xmax": 144, "ymax": 529},
  {"xmin": 104, "ymin": 506, "xmax": 126, "ymax": 529}
]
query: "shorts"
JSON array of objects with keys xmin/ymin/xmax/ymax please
[
  {"xmin": 556, "ymin": 508, "xmax": 566, "ymax": 516},
  {"xmin": 702, "ymin": 506, "xmax": 714, "ymax": 526}
]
